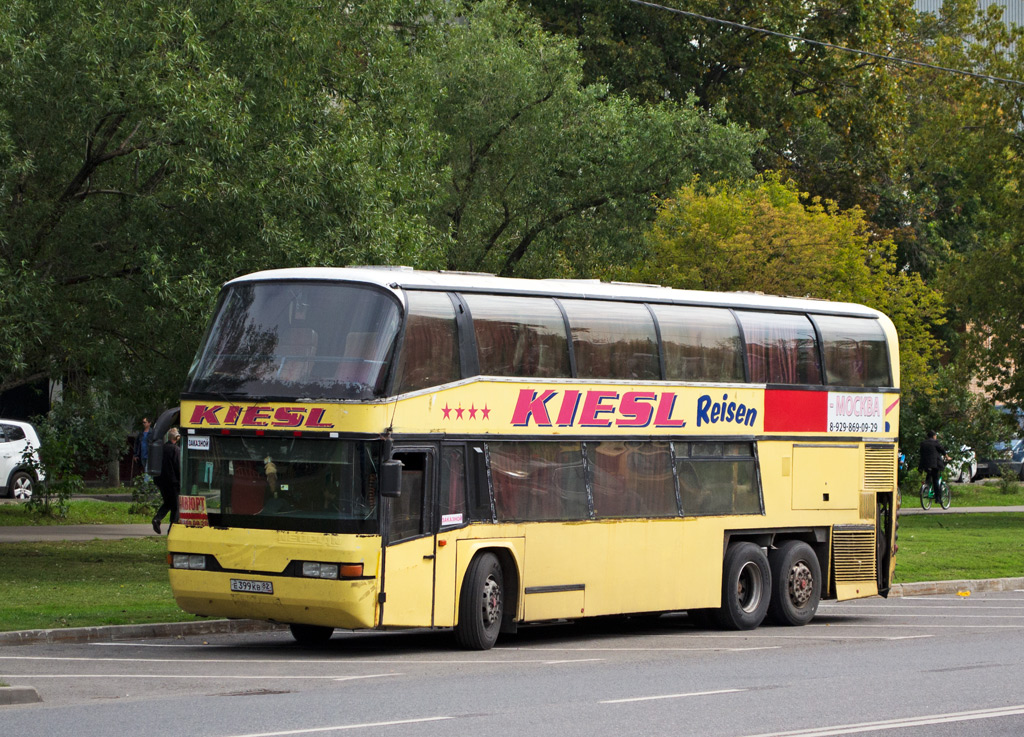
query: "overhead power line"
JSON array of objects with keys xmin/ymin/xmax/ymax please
[{"xmin": 625, "ymin": 0, "xmax": 1024, "ymax": 88}]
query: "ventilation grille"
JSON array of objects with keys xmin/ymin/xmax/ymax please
[
  {"xmin": 833, "ymin": 528, "xmax": 876, "ymax": 582},
  {"xmin": 864, "ymin": 443, "xmax": 897, "ymax": 492}
]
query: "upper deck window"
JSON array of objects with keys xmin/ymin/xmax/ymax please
[
  {"xmin": 651, "ymin": 305, "xmax": 744, "ymax": 382},
  {"xmin": 737, "ymin": 312, "xmax": 822, "ymax": 385},
  {"xmin": 463, "ymin": 294, "xmax": 570, "ymax": 378},
  {"xmin": 393, "ymin": 291, "xmax": 460, "ymax": 394},
  {"xmin": 561, "ymin": 300, "xmax": 660, "ymax": 380},
  {"xmin": 186, "ymin": 281, "xmax": 401, "ymax": 400},
  {"xmin": 813, "ymin": 315, "xmax": 890, "ymax": 387}
]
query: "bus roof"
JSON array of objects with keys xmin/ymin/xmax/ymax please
[{"xmin": 228, "ymin": 267, "xmax": 883, "ymax": 318}]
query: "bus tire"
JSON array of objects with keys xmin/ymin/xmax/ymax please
[
  {"xmin": 766, "ymin": 540, "xmax": 821, "ymax": 626},
  {"xmin": 289, "ymin": 623, "xmax": 334, "ymax": 646},
  {"xmin": 716, "ymin": 542, "xmax": 770, "ymax": 630},
  {"xmin": 455, "ymin": 552, "xmax": 503, "ymax": 650}
]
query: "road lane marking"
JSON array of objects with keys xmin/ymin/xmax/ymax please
[
  {"xmin": 514, "ymin": 646, "xmax": 780, "ymax": 652},
  {"xmin": 826, "ymin": 603, "xmax": 1024, "ymax": 610},
  {"xmin": 1, "ymin": 673, "xmax": 400, "ymax": 681},
  {"xmin": 737, "ymin": 704, "xmax": 1024, "ymax": 737},
  {"xmin": 602, "ymin": 688, "xmax": 745, "ymax": 704},
  {"xmin": 0, "ymin": 655, "xmax": 601, "ymax": 665},
  {"xmin": 227, "ymin": 716, "xmax": 453, "ymax": 737}
]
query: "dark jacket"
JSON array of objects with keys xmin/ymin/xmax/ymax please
[
  {"xmin": 918, "ymin": 438, "xmax": 947, "ymax": 471},
  {"xmin": 156, "ymin": 440, "xmax": 181, "ymax": 494}
]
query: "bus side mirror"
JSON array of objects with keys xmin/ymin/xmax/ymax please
[{"xmin": 380, "ymin": 459, "xmax": 403, "ymax": 498}]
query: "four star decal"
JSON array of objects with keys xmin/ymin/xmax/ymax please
[{"xmin": 441, "ymin": 403, "xmax": 491, "ymax": 421}]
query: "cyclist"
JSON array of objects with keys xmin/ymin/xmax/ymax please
[{"xmin": 918, "ymin": 430, "xmax": 950, "ymax": 502}]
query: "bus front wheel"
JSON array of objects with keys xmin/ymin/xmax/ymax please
[
  {"xmin": 455, "ymin": 552, "xmax": 503, "ymax": 650},
  {"xmin": 716, "ymin": 542, "xmax": 770, "ymax": 630},
  {"xmin": 766, "ymin": 540, "xmax": 821, "ymax": 626},
  {"xmin": 289, "ymin": 623, "xmax": 334, "ymax": 646}
]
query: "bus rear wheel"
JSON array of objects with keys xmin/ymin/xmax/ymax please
[
  {"xmin": 716, "ymin": 542, "xmax": 770, "ymax": 630},
  {"xmin": 455, "ymin": 552, "xmax": 503, "ymax": 650},
  {"xmin": 766, "ymin": 540, "xmax": 821, "ymax": 626},
  {"xmin": 289, "ymin": 623, "xmax": 334, "ymax": 646}
]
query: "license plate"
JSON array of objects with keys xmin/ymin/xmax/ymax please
[{"xmin": 230, "ymin": 578, "xmax": 273, "ymax": 594}]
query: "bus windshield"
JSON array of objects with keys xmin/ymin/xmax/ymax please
[
  {"xmin": 187, "ymin": 281, "xmax": 402, "ymax": 400},
  {"xmin": 183, "ymin": 435, "xmax": 380, "ymax": 534}
]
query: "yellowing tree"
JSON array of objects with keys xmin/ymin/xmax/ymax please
[{"xmin": 634, "ymin": 174, "xmax": 944, "ymax": 399}]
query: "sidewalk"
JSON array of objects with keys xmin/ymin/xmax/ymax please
[
  {"xmin": 0, "ymin": 523, "xmax": 157, "ymax": 542},
  {"xmin": 899, "ymin": 505, "xmax": 1024, "ymax": 515}
]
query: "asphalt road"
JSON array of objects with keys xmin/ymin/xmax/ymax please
[{"xmin": 2, "ymin": 590, "xmax": 1024, "ymax": 737}]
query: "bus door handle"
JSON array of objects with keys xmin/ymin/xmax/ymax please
[{"xmin": 423, "ymin": 554, "xmax": 435, "ymax": 560}]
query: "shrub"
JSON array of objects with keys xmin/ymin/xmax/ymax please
[{"xmin": 996, "ymin": 467, "xmax": 1021, "ymax": 495}]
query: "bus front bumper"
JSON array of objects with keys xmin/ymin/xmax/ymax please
[{"xmin": 169, "ymin": 569, "xmax": 378, "ymax": 629}]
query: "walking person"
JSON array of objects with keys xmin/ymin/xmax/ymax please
[
  {"xmin": 152, "ymin": 428, "xmax": 181, "ymax": 534},
  {"xmin": 133, "ymin": 417, "xmax": 152, "ymax": 479}
]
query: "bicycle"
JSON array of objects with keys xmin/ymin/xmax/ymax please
[{"xmin": 919, "ymin": 470, "xmax": 951, "ymax": 510}]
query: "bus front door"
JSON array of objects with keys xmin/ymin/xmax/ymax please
[{"xmin": 380, "ymin": 450, "xmax": 435, "ymax": 627}]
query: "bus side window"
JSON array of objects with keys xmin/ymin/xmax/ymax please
[
  {"xmin": 468, "ymin": 445, "xmax": 492, "ymax": 521},
  {"xmin": 394, "ymin": 292, "xmax": 460, "ymax": 393},
  {"xmin": 462, "ymin": 294, "xmax": 571, "ymax": 378},
  {"xmin": 389, "ymin": 452, "xmax": 428, "ymax": 542},
  {"xmin": 489, "ymin": 442, "xmax": 588, "ymax": 522},
  {"xmin": 737, "ymin": 312, "xmax": 822, "ymax": 385},
  {"xmin": 588, "ymin": 441, "xmax": 677, "ymax": 519},
  {"xmin": 676, "ymin": 442, "xmax": 761, "ymax": 516},
  {"xmin": 560, "ymin": 299, "xmax": 660, "ymax": 380},
  {"xmin": 440, "ymin": 446, "xmax": 467, "ymax": 526},
  {"xmin": 811, "ymin": 314, "xmax": 891, "ymax": 387},
  {"xmin": 650, "ymin": 304, "xmax": 744, "ymax": 382}
]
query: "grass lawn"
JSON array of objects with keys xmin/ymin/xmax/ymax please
[
  {"xmin": 0, "ymin": 498, "xmax": 152, "ymax": 526},
  {"xmin": 893, "ymin": 512, "xmax": 1024, "ymax": 583},
  {"xmin": 0, "ymin": 537, "xmax": 198, "ymax": 632},
  {"xmin": 949, "ymin": 481, "xmax": 1024, "ymax": 507}
]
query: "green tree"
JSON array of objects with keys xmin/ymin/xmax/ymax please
[
  {"xmin": 0, "ymin": 0, "xmax": 444, "ymax": 455},
  {"xmin": 632, "ymin": 175, "xmax": 944, "ymax": 400},
  {"xmin": 1, "ymin": 0, "xmax": 764, "ymax": 480},
  {"xmin": 900, "ymin": 2, "xmax": 1024, "ymax": 409},
  {"xmin": 411, "ymin": 0, "xmax": 762, "ymax": 277},
  {"xmin": 511, "ymin": 0, "xmax": 916, "ymax": 216}
]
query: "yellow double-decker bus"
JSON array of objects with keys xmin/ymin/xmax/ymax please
[{"xmin": 165, "ymin": 267, "xmax": 899, "ymax": 649}]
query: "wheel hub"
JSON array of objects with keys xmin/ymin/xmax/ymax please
[
  {"xmin": 788, "ymin": 562, "xmax": 814, "ymax": 608},
  {"xmin": 736, "ymin": 561, "xmax": 763, "ymax": 613},
  {"xmin": 481, "ymin": 576, "xmax": 501, "ymax": 625}
]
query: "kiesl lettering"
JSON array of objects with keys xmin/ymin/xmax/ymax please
[
  {"xmin": 695, "ymin": 393, "xmax": 757, "ymax": 428},
  {"xmin": 510, "ymin": 389, "xmax": 686, "ymax": 428},
  {"xmin": 188, "ymin": 404, "xmax": 334, "ymax": 429}
]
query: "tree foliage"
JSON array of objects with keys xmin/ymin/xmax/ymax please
[
  {"xmin": 1, "ymin": 0, "xmax": 763, "ymax": 474},
  {"xmin": 632, "ymin": 175, "xmax": 944, "ymax": 400},
  {"xmin": 0, "ymin": 0, "xmax": 447, "ymax": 416},
  {"xmin": 407, "ymin": 0, "xmax": 762, "ymax": 277},
  {"xmin": 511, "ymin": 0, "xmax": 916, "ymax": 215}
]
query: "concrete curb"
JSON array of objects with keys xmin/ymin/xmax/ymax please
[
  {"xmin": 0, "ymin": 686, "xmax": 43, "ymax": 706},
  {"xmin": 889, "ymin": 577, "xmax": 1024, "ymax": 597},
  {"xmin": 0, "ymin": 618, "xmax": 285, "ymax": 647}
]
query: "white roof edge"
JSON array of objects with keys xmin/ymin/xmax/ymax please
[{"xmin": 227, "ymin": 267, "xmax": 882, "ymax": 317}]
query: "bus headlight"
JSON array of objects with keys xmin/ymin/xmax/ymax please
[
  {"xmin": 172, "ymin": 554, "xmax": 207, "ymax": 570},
  {"xmin": 302, "ymin": 562, "xmax": 340, "ymax": 579},
  {"xmin": 300, "ymin": 562, "xmax": 362, "ymax": 579}
]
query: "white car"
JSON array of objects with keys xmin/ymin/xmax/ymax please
[
  {"xmin": 948, "ymin": 445, "xmax": 977, "ymax": 484},
  {"xmin": 0, "ymin": 420, "xmax": 45, "ymax": 500}
]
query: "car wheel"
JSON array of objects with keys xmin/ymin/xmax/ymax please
[{"xmin": 9, "ymin": 471, "xmax": 33, "ymax": 500}]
